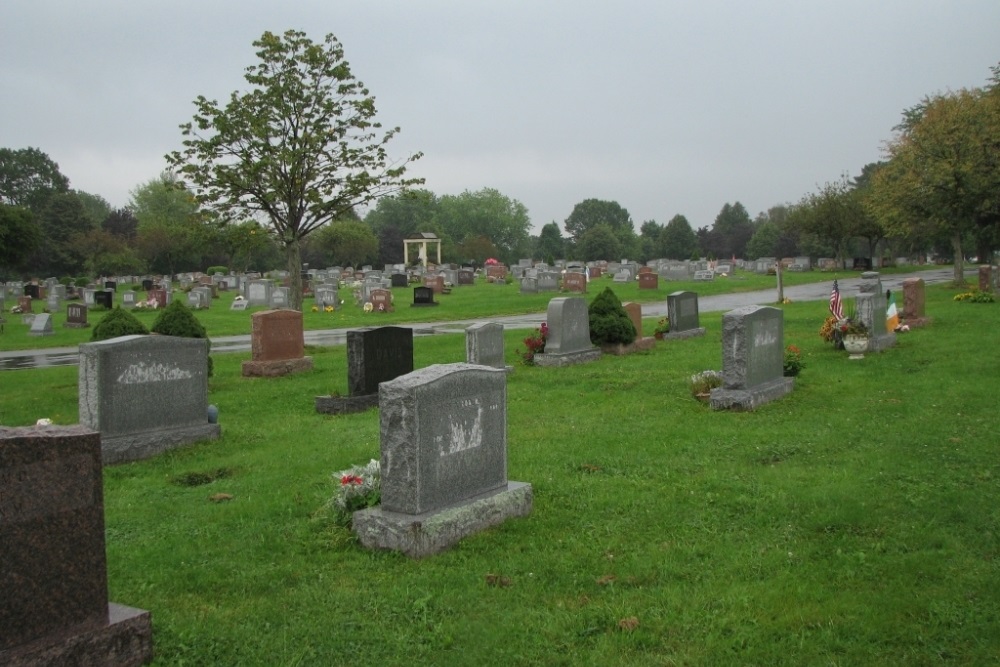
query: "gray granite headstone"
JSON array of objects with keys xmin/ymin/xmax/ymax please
[
  {"xmin": 352, "ymin": 363, "xmax": 532, "ymax": 557},
  {"xmin": 465, "ymin": 322, "xmax": 511, "ymax": 371},
  {"xmin": 28, "ymin": 313, "xmax": 53, "ymax": 337},
  {"xmin": 665, "ymin": 291, "xmax": 705, "ymax": 339},
  {"xmin": 246, "ymin": 280, "xmax": 273, "ymax": 306},
  {"xmin": 0, "ymin": 425, "xmax": 153, "ymax": 664},
  {"xmin": 710, "ymin": 305, "xmax": 794, "ymax": 411},
  {"xmin": 856, "ymin": 292, "xmax": 896, "ymax": 353},
  {"xmin": 78, "ymin": 335, "xmax": 221, "ymax": 463},
  {"xmin": 533, "ymin": 297, "xmax": 601, "ymax": 367},
  {"xmin": 537, "ymin": 271, "xmax": 559, "ymax": 291},
  {"xmin": 519, "ymin": 277, "xmax": 538, "ymax": 294}
]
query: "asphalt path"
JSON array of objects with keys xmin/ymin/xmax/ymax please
[{"xmin": 0, "ymin": 268, "xmax": 965, "ymax": 371}]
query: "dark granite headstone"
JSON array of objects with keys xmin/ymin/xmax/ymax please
[
  {"xmin": 141, "ymin": 279, "xmax": 154, "ymax": 291},
  {"xmin": 348, "ymin": 326, "xmax": 414, "ymax": 397},
  {"xmin": 23, "ymin": 284, "xmax": 40, "ymax": 300},
  {"xmin": 94, "ymin": 290, "xmax": 113, "ymax": 309},
  {"xmin": 0, "ymin": 425, "xmax": 153, "ymax": 665},
  {"xmin": 65, "ymin": 303, "xmax": 90, "ymax": 328},
  {"xmin": 457, "ymin": 269, "xmax": 475, "ymax": 285},
  {"xmin": 412, "ymin": 286, "xmax": 437, "ymax": 307},
  {"xmin": 666, "ymin": 291, "xmax": 704, "ymax": 337},
  {"xmin": 104, "ymin": 281, "xmax": 117, "ymax": 292},
  {"xmin": 390, "ymin": 273, "xmax": 409, "ymax": 288}
]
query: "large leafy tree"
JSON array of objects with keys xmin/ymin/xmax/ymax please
[
  {"xmin": 659, "ymin": 214, "xmax": 699, "ymax": 260},
  {"xmin": 709, "ymin": 202, "xmax": 755, "ymax": 259},
  {"xmin": 868, "ymin": 80, "xmax": 1000, "ymax": 283},
  {"xmin": 32, "ymin": 192, "xmax": 94, "ymax": 276},
  {"xmin": 564, "ymin": 199, "xmax": 634, "ymax": 250},
  {"xmin": 0, "ymin": 204, "xmax": 42, "ymax": 278},
  {"xmin": 167, "ymin": 30, "xmax": 423, "ymax": 310},
  {"xmin": 131, "ymin": 173, "xmax": 206, "ymax": 276},
  {"xmin": 436, "ymin": 188, "xmax": 531, "ymax": 263},
  {"xmin": 578, "ymin": 223, "xmax": 622, "ymax": 261},
  {"xmin": 535, "ymin": 222, "xmax": 564, "ymax": 263},
  {"xmin": 0, "ymin": 147, "xmax": 70, "ymax": 211},
  {"xmin": 315, "ymin": 219, "xmax": 379, "ymax": 267}
]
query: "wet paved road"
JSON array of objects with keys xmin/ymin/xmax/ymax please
[{"xmin": 0, "ymin": 268, "xmax": 964, "ymax": 371}]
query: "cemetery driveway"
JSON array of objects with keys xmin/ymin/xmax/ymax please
[{"xmin": 0, "ymin": 268, "xmax": 967, "ymax": 370}]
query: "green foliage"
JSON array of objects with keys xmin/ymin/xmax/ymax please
[
  {"xmin": 151, "ymin": 299, "xmax": 213, "ymax": 376},
  {"xmin": 315, "ymin": 219, "xmax": 379, "ymax": 268},
  {"xmin": 953, "ymin": 289, "xmax": 995, "ymax": 303},
  {"xmin": 577, "ymin": 223, "xmax": 622, "ymax": 262},
  {"xmin": 0, "ymin": 203, "xmax": 41, "ymax": 275},
  {"xmin": 660, "ymin": 214, "xmax": 699, "ymax": 260},
  {"xmin": 90, "ymin": 307, "xmax": 150, "ymax": 341},
  {"xmin": 0, "ymin": 146, "xmax": 70, "ymax": 211},
  {"xmin": 166, "ymin": 29, "xmax": 423, "ymax": 310},
  {"xmin": 74, "ymin": 277, "xmax": 90, "ymax": 288},
  {"xmin": 206, "ymin": 265, "xmax": 229, "ymax": 275},
  {"xmin": 588, "ymin": 286, "xmax": 636, "ymax": 345}
]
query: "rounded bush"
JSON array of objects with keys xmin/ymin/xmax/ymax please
[
  {"xmin": 588, "ymin": 287, "xmax": 636, "ymax": 345},
  {"xmin": 151, "ymin": 300, "xmax": 213, "ymax": 376},
  {"xmin": 90, "ymin": 307, "xmax": 150, "ymax": 341},
  {"xmin": 74, "ymin": 277, "xmax": 90, "ymax": 288},
  {"xmin": 206, "ymin": 265, "xmax": 229, "ymax": 276}
]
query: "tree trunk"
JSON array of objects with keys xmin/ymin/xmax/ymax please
[
  {"xmin": 951, "ymin": 230, "xmax": 965, "ymax": 286},
  {"xmin": 285, "ymin": 237, "xmax": 303, "ymax": 311}
]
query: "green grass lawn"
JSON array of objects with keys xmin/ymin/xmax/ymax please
[{"xmin": 2, "ymin": 275, "xmax": 996, "ymax": 665}]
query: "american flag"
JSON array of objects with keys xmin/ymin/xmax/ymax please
[{"xmin": 829, "ymin": 280, "xmax": 844, "ymax": 320}]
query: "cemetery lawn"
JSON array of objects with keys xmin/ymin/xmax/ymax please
[
  {"xmin": 0, "ymin": 265, "xmax": 941, "ymax": 352},
  {"xmin": 4, "ymin": 282, "xmax": 997, "ymax": 665}
]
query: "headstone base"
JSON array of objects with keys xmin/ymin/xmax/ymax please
[
  {"xmin": 409, "ymin": 302, "xmax": 439, "ymax": 307},
  {"xmin": 532, "ymin": 348, "xmax": 602, "ymax": 367},
  {"xmin": 315, "ymin": 393, "xmax": 380, "ymax": 415},
  {"xmin": 710, "ymin": 377, "xmax": 795, "ymax": 412},
  {"xmin": 0, "ymin": 603, "xmax": 153, "ymax": 667},
  {"xmin": 868, "ymin": 332, "xmax": 897, "ymax": 353},
  {"xmin": 63, "ymin": 322, "xmax": 91, "ymax": 329},
  {"xmin": 352, "ymin": 481, "xmax": 533, "ymax": 558},
  {"xmin": 662, "ymin": 327, "xmax": 706, "ymax": 341},
  {"xmin": 600, "ymin": 337, "xmax": 656, "ymax": 356},
  {"xmin": 101, "ymin": 424, "xmax": 222, "ymax": 465},
  {"xmin": 241, "ymin": 357, "xmax": 314, "ymax": 378}
]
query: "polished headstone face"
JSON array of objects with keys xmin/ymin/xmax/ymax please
[
  {"xmin": 638, "ymin": 272, "xmax": 658, "ymax": 289},
  {"xmin": 79, "ymin": 335, "xmax": 210, "ymax": 436},
  {"xmin": 563, "ymin": 272, "xmax": 587, "ymax": 292},
  {"xmin": 66, "ymin": 303, "xmax": 88, "ymax": 324},
  {"xmin": 902, "ymin": 278, "xmax": 925, "ymax": 318},
  {"xmin": 667, "ymin": 291, "xmax": 700, "ymax": 332},
  {"xmin": 465, "ymin": 322, "xmax": 506, "ymax": 368},
  {"xmin": 251, "ymin": 309, "xmax": 304, "ymax": 362},
  {"xmin": 544, "ymin": 297, "xmax": 591, "ymax": 354},
  {"xmin": 347, "ymin": 326, "xmax": 414, "ymax": 397},
  {"xmin": 379, "ymin": 363, "xmax": 507, "ymax": 515},
  {"xmin": 721, "ymin": 305, "xmax": 784, "ymax": 390},
  {"xmin": 413, "ymin": 286, "xmax": 434, "ymax": 304},
  {"xmin": 0, "ymin": 425, "xmax": 108, "ymax": 651}
]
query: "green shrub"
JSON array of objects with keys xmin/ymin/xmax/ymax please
[
  {"xmin": 90, "ymin": 307, "xmax": 150, "ymax": 341},
  {"xmin": 588, "ymin": 287, "xmax": 636, "ymax": 345},
  {"xmin": 59, "ymin": 276, "xmax": 73, "ymax": 286},
  {"xmin": 206, "ymin": 265, "xmax": 229, "ymax": 276},
  {"xmin": 74, "ymin": 277, "xmax": 90, "ymax": 288},
  {"xmin": 151, "ymin": 300, "xmax": 213, "ymax": 376}
]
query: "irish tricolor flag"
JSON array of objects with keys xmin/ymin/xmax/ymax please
[{"xmin": 886, "ymin": 293, "xmax": 899, "ymax": 332}]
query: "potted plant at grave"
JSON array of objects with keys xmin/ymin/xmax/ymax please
[
  {"xmin": 653, "ymin": 317, "xmax": 670, "ymax": 340},
  {"xmin": 838, "ymin": 316, "xmax": 869, "ymax": 360},
  {"xmin": 689, "ymin": 370, "xmax": 722, "ymax": 402}
]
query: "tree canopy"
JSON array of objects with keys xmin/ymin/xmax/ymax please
[
  {"xmin": 167, "ymin": 29, "xmax": 422, "ymax": 309},
  {"xmin": 0, "ymin": 147, "xmax": 70, "ymax": 211}
]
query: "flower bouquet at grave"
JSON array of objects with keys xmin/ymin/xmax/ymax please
[
  {"xmin": 783, "ymin": 345, "xmax": 804, "ymax": 377},
  {"xmin": 689, "ymin": 370, "xmax": 722, "ymax": 401},
  {"xmin": 517, "ymin": 322, "xmax": 548, "ymax": 365},
  {"xmin": 654, "ymin": 317, "xmax": 670, "ymax": 336},
  {"xmin": 329, "ymin": 459, "xmax": 381, "ymax": 525}
]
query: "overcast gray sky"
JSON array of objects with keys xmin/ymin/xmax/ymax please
[{"xmin": 2, "ymin": 1, "xmax": 997, "ymax": 235}]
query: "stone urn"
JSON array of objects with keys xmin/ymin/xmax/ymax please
[{"xmin": 843, "ymin": 334, "xmax": 869, "ymax": 360}]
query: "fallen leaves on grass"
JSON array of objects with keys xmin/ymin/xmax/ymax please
[{"xmin": 618, "ymin": 617, "xmax": 640, "ymax": 632}]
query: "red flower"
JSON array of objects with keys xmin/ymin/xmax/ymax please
[{"xmin": 340, "ymin": 474, "xmax": 364, "ymax": 486}]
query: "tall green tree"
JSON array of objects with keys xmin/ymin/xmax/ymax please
[
  {"xmin": 868, "ymin": 81, "xmax": 1000, "ymax": 283},
  {"xmin": 709, "ymin": 202, "xmax": 755, "ymax": 259},
  {"xmin": 315, "ymin": 219, "xmax": 379, "ymax": 268},
  {"xmin": 535, "ymin": 222, "xmax": 564, "ymax": 263},
  {"xmin": 659, "ymin": 214, "xmax": 699, "ymax": 260},
  {"xmin": 564, "ymin": 199, "xmax": 634, "ymax": 251},
  {"xmin": 0, "ymin": 147, "xmax": 70, "ymax": 211},
  {"xmin": 0, "ymin": 204, "xmax": 41, "ymax": 278},
  {"xmin": 32, "ymin": 191, "xmax": 95, "ymax": 276},
  {"xmin": 435, "ymin": 188, "xmax": 531, "ymax": 264},
  {"xmin": 131, "ymin": 173, "xmax": 205, "ymax": 276},
  {"xmin": 167, "ymin": 30, "xmax": 423, "ymax": 310},
  {"xmin": 578, "ymin": 223, "xmax": 622, "ymax": 261}
]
